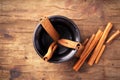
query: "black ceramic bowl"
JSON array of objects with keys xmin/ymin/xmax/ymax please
[{"xmin": 33, "ymin": 15, "xmax": 81, "ymax": 63}]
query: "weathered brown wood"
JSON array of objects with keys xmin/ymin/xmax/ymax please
[{"xmin": 0, "ymin": 0, "xmax": 120, "ymax": 80}]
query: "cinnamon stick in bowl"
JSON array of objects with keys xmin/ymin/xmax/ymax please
[
  {"xmin": 75, "ymin": 38, "xmax": 89, "ymax": 58},
  {"xmin": 40, "ymin": 17, "xmax": 60, "ymax": 41},
  {"xmin": 43, "ymin": 42, "xmax": 57, "ymax": 61},
  {"xmin": 58, "ymin": 39, "xmax": 82, "ymax": 50}
]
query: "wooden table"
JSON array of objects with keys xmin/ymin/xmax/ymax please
[{"xmin": 0, "ymin": 0, "xmax": 120, "ymax": 80}]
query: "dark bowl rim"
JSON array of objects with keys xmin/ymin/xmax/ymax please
[{"xmin": 33, "ymin": 15, "xmax": 81, "ymax": 63}]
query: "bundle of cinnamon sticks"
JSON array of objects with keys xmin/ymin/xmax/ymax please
[{"xmin": 73, "ymin": 22, "xmax": 120, "ymax": 71}]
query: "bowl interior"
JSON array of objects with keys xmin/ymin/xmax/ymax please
[{"xmin": 34, "ymin": 16, "xmax": 81, "ymax": 62}]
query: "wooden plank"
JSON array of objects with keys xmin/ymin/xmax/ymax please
[
  {"xmin": 105, "ymin": 67, "xmax": 120, "ymax": 77},
  {"xmin": 0, "ymin": 70, "xmax": 10, "ymax": 78},
  {"xmin": 0, "ymin": 0, "xmax": 120, "ymax": 80}
]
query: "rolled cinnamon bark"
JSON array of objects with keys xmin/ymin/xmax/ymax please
[
  {"xmin": 43, "ymin": 42, "xmax": 57, "ymax": 61},
  {"xmin": 75, "ymin": 46, "xmax": 84, "ymax": 58},
  {"xmin": 88, "ymin": 22, "xmax": 113, "ymax": 66},
  {"xmin": 95, "ymin": 45, "xmax": 106, "ymax": 64},
  {"xmin": 73, "ymin": 34, "xmax": 95, "ymax": 71},
  {"xmin": 58, "ymin": 39, "xmax": 82, "ymax": 50},
  {"xmin": 75, "ymin": 38, "xmax": 89, "ymax": 58},
  {"xmin": 80, "ymin": 34, "xmax": 95, "ymax": 58},
  {"xmin": 73, "ymin": 30, "xmax": 103, "ymax": 71},
  {"xmin": 82, "ymin": 38, "xmax": 89, "ymax": 45},
  {"xmin": 106, "ymin": 30, "xmax": 120, "ymax": 44},
  {"xmin": 40, "ymin": 17, "xmax": 60, "ymax": 41}
]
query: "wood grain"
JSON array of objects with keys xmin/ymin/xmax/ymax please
[{"xmin": 0, "ymin": 0, "xmax": 120, "ymax": 80}]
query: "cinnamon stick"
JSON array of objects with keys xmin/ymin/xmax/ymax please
[
  {"xmin": 95, "ymin": 45, "xmax": 106, "ymax": 64},
  {"xmin": 75, "ymin": 38, "xmax": 89, "ymax": 57},
  {"xmin": 80, "ymin": 35, "xmax": 95, "ymax": 58},
  {"xmin": 82, "ymin": 38, "xmax": 89, "ymax": 45},
  {"xmin": 73, "ymin": 30, "xmax": 103, "ymax": 71},
  {"xmin": 73, "ymin": 34, "xmax": 95, "ymax": 71},
  {"xmin": 106, "ymin": 30, "xmax": 120, "ymax": 44},
  {"xmin": 88, "ymin": 22, "xmax": 113, "ymax": 66},
  {"xmin": 40, "ymin": 17, "xmax": 60, "ymax": 41},
  {"xmin": 75, "ymin": 46, "xmax": 84, "ymax": 57},
  {"xmin": 43, "ymin": 42, "xmax": 57, "ymax": 61},
  {"xmin": 58, "ymin": 39, "xmax": 82, "ymax": 50}
]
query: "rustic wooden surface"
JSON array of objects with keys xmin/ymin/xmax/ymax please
[{"xmin": 0, "ymin": 0, "xmax": 120, "ymax": 80}]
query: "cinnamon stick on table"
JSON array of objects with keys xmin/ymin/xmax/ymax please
[
  {"xmin": 82, "ymin": 38, "xmax": 89, "ymax": 45},
  {"xmin": 106, "ymin": 30, "xmax": 120, "ymax": 44},
  {"xmin": 88, "ymin": 22, "xmax": 113, "ymax": 66},
  {"xmin": 43, "ymin": 42, "xmax": 57, "ymax": 61},
  {"xmin": 80, "ymin": 35, "xmax": 95, "ymax": 58},
  {"xmin": 73, "ymin": 30, "xmax": 103, "ymax": 71},
  {"xmin": 95, "ymin": 45, "xmax": 106, "ymax": 64},
  {"xmin": 73, "ymin": 34, "xmax": 95, "ymax": 71},
  {"xmin": 40, "ymin": 17, "xmax": 60, "ymax": 41}
]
